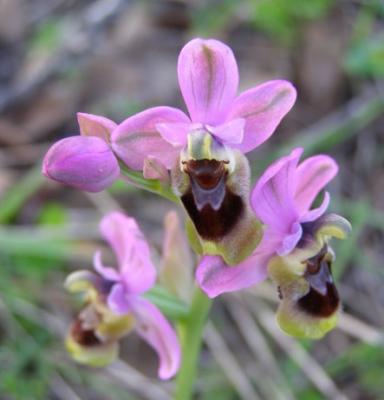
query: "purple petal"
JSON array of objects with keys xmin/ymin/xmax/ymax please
[
  {"xmin": 100, "ymin": 212, "xmax": 156, "ymax": 294},
  {"xmin": 228, "ymin": 80, "xmax": 297, "ymax": 153},
  {"xmin": 251, "ymin": 148, "xmax": 302, "ymax": 232},
  {"xmin": 42, "ymin": 136, "xmax": 120, "ymax": 192},
  {"xmin": 210, "ymin": 118, "xmax": 245, "ymax": 145},
  {"xmin": 112, "ymin": 107, "xmax": 189, "ymax": 170},
  {"xmin": 132, "ymin": 297, "xmax": 180, "ymax": 380},
  {"xmin": 107, "ymin": 283, "xmax": 131, "ymax": 314},
  {"xmin": 77, "ymin": 112, "xmax": 117, "ymax": 142},
  {"xmin": 276, "ymin": 222, "xmax": 303, "ymax": 256},
  {"xmin": 156, "ymin": 122, "xmax": 193, "ymax": 147},
  {"xmin": 300, "ymin": 192, "xmax": 330, "ymax": 223},
  {"xmin": 196, "ymin": 252, "xmax": 270, "ymax": 298},
  {"xmin": 294, "ymin": 155, "xmax": 338, "ymax": 214},
  {"xmin": 93, "ymin": 251, "xmax": 120, "ymax": 282},
  {"xmin": 178, "ymin": 38, "xmax": 239, "ymax": 125}
]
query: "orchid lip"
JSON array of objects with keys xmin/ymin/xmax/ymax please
[
  {"xmin": 181, "ymin": 159, "xmax": 244, "ymax": 240},
  {"xmin": 70, "ymin": 318, "xmax": 102, "ymax": 348},
  {"xmin": 297, "ymin": 245, "xmax": 340, "ymax": 318}
]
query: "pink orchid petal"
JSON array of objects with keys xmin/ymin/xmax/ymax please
[
  {"xmin": 300, "ymin": 192, "xmax": 330, "ymax": 223},
  {"xmin": 294, "ymin": 155, "xmax": 338, "ymax": 214},
  {"xmin": 251, "ymin": 148, "xmax": 302, "ymax": 232},
  {"xmin": 228, "ymin": 80, "xmax": 297, "ymax": 153},
  {"xmin": 77, "ymin": 112, "xmax": 117, "ymax": 142},
  {"xmin": 112, "ymin": 107, "xmax": 189, "ymax": 170},
  {"xmin": 100, "ymin": 212, "xmax": 156, "ymax": 294},
  {"xmin": 210, "ymin": 118, "xmax": 245, "ymax": 145},
  {"xmin": 107, "ymin": 283, "xmax": 131, "ymax": 314},
  {"xmin": 156, "ymin": 122, "xmax": 192, "ymax": 147},
  {"xmin": 276, "ymin": 222, "xmax": 303, "ymax": 256},
  {"xmin": 132, "ymin": 297, "xmax": 181, "ymax": 380},
  {"xmin": 196, "ymin": 252, "xmax": 270, "ymax": 298},
  {"xmin": 42, "ymin": 136, "xmax": 119, "ymax": 192},
  {"xmin": 93, "ymin": 251, "xmax": 120, "ymax": 282},
  {"xmin": 178, "ymin": 38, "xmax": 239, "ymax": 125}
]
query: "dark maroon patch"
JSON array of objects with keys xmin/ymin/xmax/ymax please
[
  {"xmin": 181, "ymin": 159, "xmax": 244, "ymax": 240},
  {"xmin": 297, "ymin": 247, "xmax": 340, "ymax": 318},
  {"xmin": 71, "ymin": 318, "xmax": 101, "ymax": 347}
]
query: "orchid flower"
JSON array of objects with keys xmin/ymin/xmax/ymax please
[
  {"xmin": 65, "ymin": 212, "xmax": 180, "ymax": 380},
  {"xmin": 42, "ymin": 113, "xmax": 120, "ymax": 192},
  {"xmin": 197, "ymin": 148, "xmax": 351, "ymax": 338},
  {"xmin": 112, "ymin": 39, "xmax": 296, "ymax": 265}
]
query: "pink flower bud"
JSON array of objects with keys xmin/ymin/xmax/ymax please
[{"xmin": 42, "ymin": 136, "xmax": 120, "ymax": 192}]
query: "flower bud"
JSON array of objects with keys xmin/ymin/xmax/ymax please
[
  {"xmin": 160, "ymin": 211, "xmax": 193, "ymax": 302},
  {"xmin": 42, "ymin": 136, "xmax": 120, "ymax": 192}
]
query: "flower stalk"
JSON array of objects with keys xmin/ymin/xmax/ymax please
[{"xmin": 174, "ymin": 286, "xmax": 212, "ymax": 400}]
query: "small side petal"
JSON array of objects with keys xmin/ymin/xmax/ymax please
[
  {"xmin": 251, "ymin": 148, "xmax": 302, "ymax": 231},
  {"xmin": 156, "ymin": 122, "xmax": 192, "ymax": 147},
  {"xmin": 132, "ymin": 298, "xmax": 180, "ymax": 380},
  {"xmin": 42, "ymin": 136, "xmax": 120, "ymax": 192},
  {"xmin": 228, "ymin": 80, "xmax": 297, "ymax": 153},
  {"xmin": 294, "ymin": 155, "xmax": 338, "ymax": 214},
  {"xmin": 178, "ymin": 38, "xmax": 239, "ymax": 125},
  {"xmin": 300, "ymin": 192, "xmax": 330, "ymax": 224},
  {"xmin": 107, "ymin": 283, "xmax": 131, "ymax": 315},
  {"xmin": 276, "ymin": 222, "xmax": 303, "ymax": 256},
  {"xmin": 93, "ymin": 251, "xmax": 120, "ymax": 282},
  {"xmin": 112, "ymin": 107, "xmax": 189, "ymax": 170},
  {"xmin": 196, "ymin": 253, "xmax": 270, "ymax": 298},
  {"xmin": 210, "ymin": 118, "xmax": 245, "ymax": 145},
  {"xmin": 77, "ymin": 112, "xmax": 117, "ymax": 142},
  {"xmin": 100, "ymin": 212, "xmax": 156, "ymax": 294}
]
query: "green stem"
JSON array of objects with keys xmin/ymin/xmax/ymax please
[
  {"xmin": 119, "ymin": 163, "xmax": 179, "ymax": 203},
  {"xmin": 174, "ymin": 286, "xmax": 212, "ymax": 400}
]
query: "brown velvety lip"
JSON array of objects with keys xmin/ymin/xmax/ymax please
[{"xmin": 181, "ymin": 159, "xmax": 244, "ymax": 241}]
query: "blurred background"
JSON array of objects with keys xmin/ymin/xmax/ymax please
[{"xmin": 0, "ymin": 0, "xmax": 384, "ymax": 399}]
